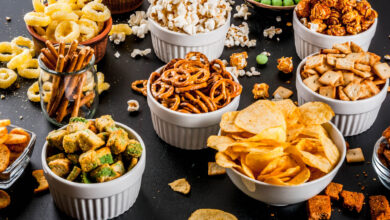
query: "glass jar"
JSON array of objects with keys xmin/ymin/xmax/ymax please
[{"xmin": 38, "ymin": 47, "xmax": 98, "ymax": 126}]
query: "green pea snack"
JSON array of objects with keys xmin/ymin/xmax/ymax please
[
  {"xmin": 283, "ymin": 0, "xmax": 294, "ymax": 6},
  {"xmin": 272, "ymin": 0, "xmax": 283, "ymax": 6},
  {"xmin": 260, "ymin": 0, "xmax": 271, "ymax": 5},
  {"xmin": 45, "ymin": 115, "xmax": 143, "ymax": 183},
  {"xmin": 256, "ymin": 54, "xmax": 268, "ymax": 65}
]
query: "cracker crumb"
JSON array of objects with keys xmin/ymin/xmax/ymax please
[
  {"xmin": 0, "ymin": 95, "xmax": 4, "ymax": 99},
  {"xmin": 114, "ymin": 51, "xmax": 120, "ymax": 58},
  {"xmin": 19, "ymin": 116, "xmax": 23, "ymax": 120},
  {"xmin": 5, "ymin": 17, "xmax": 11, "ymax": 22},
  {"xmin": 286, "ymin": 22, "xmax": 292, "ymax": 26},
  {"xmin": 276, "ymin": 16, "xmax": 281, "ymax": 22}
]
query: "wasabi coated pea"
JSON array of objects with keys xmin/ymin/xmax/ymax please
[
  {"xmin": 283, "ymin": 0, "xmax": 294, "ymax": 6},
  {"xmin": 294, "ymin": 0, "xmax": 300, "ymax": 3},
  {"xmin": 272, "ymin": 0, "xmax": 283, "ymax": 6},
  {"xmin": 260, "ymin": 0, "xmax": 271, "ymax": 5},
  {"xmin": 256, "ymin": 54, "xmax": 268, "ymax": 65}
]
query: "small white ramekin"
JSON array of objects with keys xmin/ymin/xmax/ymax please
[
  {"xmin": 147, "ymin": 66, "xmax": 240, "ymax": 150},
  {"xmin": 148, "ymin": 13, "xmax": 231, "ymax": 63},
  {"xmin": 296, "ymin": 55, "xmax": 389, "ymax": 136},
  {"xmin": 293, "ymin": 10, "xmax": 378, "ymax": 59},
  {"xmin": 226, "ymin": 122, "xmax": 346, "ymax": 206},
  {"xmin": 41, "ymin": 121, "xmax": 146, "ymax": 220}
]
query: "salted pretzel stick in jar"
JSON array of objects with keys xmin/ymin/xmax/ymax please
[
  {"xmin": 45, "ymin": 41, "xmax": 58, "ymax": 60},
  {"xmin": 41, "ymin": 48, "xmax": 57, "ymax": 66},
  {"xmin": 40, "ymin": 54, "xmax": 55, "ymax": 70},
  {"xmin": 46, "ymin": 55, "xmax": 65, "ymax": 112}
]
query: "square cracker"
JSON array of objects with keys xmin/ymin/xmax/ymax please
[
  {"xmin": 319, "ymin": 71, "xmax": 343, "ymax": 86},
  {"xmin": 344, "ymin": 80, "xmax": 361, "ymax": 101},
  {"xmin": 338, "ymin": 86, "xmax": 350, "ymax": 101},
  {"xmin": 303, "ymin": 75, "xmax": 321, "ymax": 92},
  {"xmin": 351, "ymin": 42, "xmax": 364, "ymax": 53},
  {"xmin": 346, "ymin": 148, "xmax": 365, "ymax": 163},
  {"xmin": 319, "ymin": 86, "xmax": 336, "ymax": 99},
  {"xmin": 315, "ymin": 63, "xmax": 332, "ymax": 74},
  {"xmin": 351, "ymin": 68, "xmax": 372, "ymax": 78},
  {"xmin": 373, "ymin": 62, "xmax": 390, "ymax": 79},
  {"xmin": 342, "ymin": 72, "xmax": 355, "ymax": 86},
  {"xmin": 306, "ymin": 54, "xmax": 325, "ymax": 69},
  {"xmin": 355, "ymin": 63, "xmax": 371, "ymax": 72},
  {"xmin": 333, "ymin": 42, "xmax": 351, "ymax": 54},
  {"xmin": 273, "ymin": 86, "xmax": 293, "ymax": 99},
  {"xmin": 336, "ymin": 58, "xmax": 355, "ymax": 71}
]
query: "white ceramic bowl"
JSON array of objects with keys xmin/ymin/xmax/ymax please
[
  {"xmin": 296, "ymin": 54, "xmax": 389, "ymax": 136},
  {"xmin": 226, "ymin": 122, "xmax": 346, "ymax": 206},
  {"xmin": 148, "ymin": 13, "xmax": 231, "ymax": 63},
  {"xmin": 293, "ymin": 10, "xmax": 378, "ymax": 59},
  {"xmin": 147, "ymin": 66, "xmax": 241, "ymax": 150},
  {"xmin": 41, "ymin": 121, "xmax": 146, "ymax": 220}
]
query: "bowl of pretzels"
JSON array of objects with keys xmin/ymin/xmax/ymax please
[{"xmin": 146, "ymin": 52, "xmax": 242, "ymax": 150}]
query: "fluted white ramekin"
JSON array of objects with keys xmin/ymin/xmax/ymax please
[
  {"xmin": 147, "ymin": 66, "xmax": 240, "ymax": 150},
  {"xmin": 148, "ymin": 13, "xmax": 231, "ymax": 63},
  {"xmin": 41, "ymin": 121, "xmax": 146, "ymax": 220},
  {"xmin": 296, "ymin": 55, "xmax": 389, "ymax": 136},
  {"xmin": 293, "ymin": 10, "xmax": 377, "ymax": 59}
]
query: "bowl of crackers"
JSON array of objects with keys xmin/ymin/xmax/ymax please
[
  {"xmin": 293, "ymin": 0, "xmax": 378, "ymax": 59},
  {"xmin": 146, "ymin": 52, "xmax": 242, "ymax": 150},
  {"xmin": 296, "ymin": 42, "xmax": 390, "ymax": 136},
  {"xmin": 207, "ymin": 100, "xmax": 346, "ymax": 206},
  {"xmin": 41, "ymin": 115, "xmax": 146, "ymax": 219},
  {"xmin": 373, "ymin": 126, "xmax": 390, "ymax": 190},
  {"xmin": 0, "ymin": 119, "xmax": 36, "ymax": 189}
]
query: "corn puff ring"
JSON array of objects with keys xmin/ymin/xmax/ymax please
[
  {"xmin": 33, "ymin": 26, "xmax": 47, "ymax": 37},
  {"xmin": 0, "ymin": 68, "xmax": 17, "ymax": 89},
  {"xmin": 47, "ymin": 0, "xmax": 58, "ymax": 4},
  {"xmin": 24, "ymin": 12, "xmax": 51, "ymax": 27},
  {"xmin": 77, "ymin": 0, "xmax": 103, "ymax": 8},
  {"xmin": 44, "ymin": 3, "xmax": 72, "ymax": 16},
  {"xmin": 0, "ymin": 42, "xmax": 17, "ymax": 62},
  {"xmin": 82, "ymin": 2, "xmax": 111, "ymax": 22},
  {"xmin": 109, "ymin": 24, "xmax": 132, "ymax": 35},
  {"xmin": 41, "ymin": 81, "xmax": 52, "ymax": 103},
  {"xmin": 17, "ymin": 59, "xmax": 39, "ymax": 79},
  {"xmin": 45, "ymin": 20, "xmax": 59, "ymax": 41},
  {"xmin": 11, "ymin": 36, "xmax": 35, "ymax": 56},
  {"xmin": 27, "ymin": 81, "xmax": 40, "ymax": 102},
  {"xmin": 97, "ymin": 72, "xmax": 110, "ymax": 94},
  {"xmin": 54, "ymin": 21, "xmax": 80, "ymax": 43},
  {"xmin": 32, "ymin": 0, "xmax": 45, "ymax": 12},
  {"xmin": 97, "ymin": 21, "xmax": 105, "ymax": 33},
  {"xmin": 78, "ymin": 18, "xmax": 98, "ymax": 41},
  {"xmin": 7, "ymin": 49, "xmax": 32, "ymax": 70},
  {"xmin": 51, "ymin": 11, "xmax": 79, "ymax": 21}
]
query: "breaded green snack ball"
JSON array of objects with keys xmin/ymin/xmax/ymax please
[
  {"xmin": 261, "ymin": 0, "xmax": 271, "ymax": 5},
  {"xmin": 272, "ymin": 0, "xmax": 283, "ymax": 6},
  {"xmin": 283, "ymin": 0, "xmax": 294, "ymax": 6}
]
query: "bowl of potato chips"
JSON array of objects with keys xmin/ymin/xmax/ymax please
[{"xmin": 207, "ymin": 100, "xmax": 346, "ymax": 206}]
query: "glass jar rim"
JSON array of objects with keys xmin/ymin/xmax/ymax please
[{"xmin": 38, "ymin": 45, "xmax": 95, "ymax": 76}]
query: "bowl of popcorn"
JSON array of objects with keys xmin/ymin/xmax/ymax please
[
  {"xmin": 41, "ymin": 115, "xmax": 146, "ymax": 219},
  {"xmin": 25, "ymin": 0, "xmax": 112, "ymax": 62},
  {"xmin": 147, "ymin": 0, "xmax": 231, "ymax": 63},
  {"xmin": 296, "ymin": 42, "xmax": 390, "ymax": 136},
  {"xmin": 146, "ymin": 52, "xmax": 242, "ymax": 150},
  {"xmin": 293, "ymin": 0, "xmax": 378, "ymax": 59}
]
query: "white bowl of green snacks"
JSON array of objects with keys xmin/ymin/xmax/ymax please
[
  {"xmin": 41, "ymin": 115, "xmax": 146, "ymax": 220},
  {"xmin": 246, "ymin": 0, "xmax": 299, "ymax": 10}
]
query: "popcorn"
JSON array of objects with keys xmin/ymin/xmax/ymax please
[
  {"xmin": 225, "ymin": 22, "xmax": 256, "ymax": 48},
  {"xmin": 263, "ymin": 26, "xmax": 282, "ymax": 39},
  {"xmin": 233, "ymin": 4, "xmax": 251, "ymax": 20},
  {"xmin": 228, "ymin": 0, "xmax": 235, "ymax": 5},
  {"xmin": 276, "ymin": 16, "xmax": 282, "ymax": 22},
  {"xmin": 114, "ymin": 51, "xmax": 120, "ymax": 58},
  {"xmin": 131, "ymin": 48, "xmax": 152, "ymax": 58},
  {"xmin": 129, "ymin": 11, "xmax": 147, "ymax": 26},
  {"xmin": 127, "ymin": 100, "xmax": 140, "ymax": 112},
  {"xmin": 129, "ymin": 11, "xmax": 149, "ymax": 39},
  {"xmin": 147, "ymin": 0, "xmax": 232, "ymax": 35},
  {"xmin": 246, "ymin": 67, "xmax": 260, "ymax": 77},
  {"xmin": 109, "ymin": 33, "xmax": 126, "ymax": 45}
]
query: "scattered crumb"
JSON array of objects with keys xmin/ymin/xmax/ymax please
[
  {"xmin": 373, "ymin": 178, "xmax": 377, "ymax": 181},
  {"xmin": 286, "ymin": 22, "xmax": 292, "ymax": 26},
  {"xmin": 384, "ymin": 55, "xmax": 390, "ymax": 61},
  {"xmin": 114, "ymin": 51, "xmax": 120, "ymax": 58},
  {"xmin": 270, "ymin": 213, "xmax": 275, "ymax": 217},
  {"xmin": 5, "ymin": 16, "xmax": 11, "ymax": 22},
  {"xmin": 276, "ymin": 16, "xmax": 281, "ymax": 22},
  {"xmin": 0, "ymin": 95, "xmax": 4, "ymax": 99},
  {"xmin": 19, "ymin": 116, "xmax": 23, "ymax": 120}
]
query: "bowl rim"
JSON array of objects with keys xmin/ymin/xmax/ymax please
[
  {"xmin": 373, "ymin": 136, "xmax": 390, "ymax": 173},
  {"xmin": 293, "ymin": 10, "xmax": 378, "ymax": 39},
  {"xmin": 26, "ymin": 17, "xmax": 113, "ymax": 45},
  {"xmin": 229, "ymin": 121, "xmax": 347, "ymax": 188},
  {"xmin": 41, "ymin": 120, "xmax": 146, "ymax": 188},
  {"xmin": 246, "ymin": 0, "xmax": 295, "ymax": 10},
  {"xmin": 296, "ymin": 52, "xmax": 389, "ymax": 105},
  {"xmin": 148, "ymin": 12, "xmax": 231, "ymax": 37},
  {"xmin": 146, "ymin": 65, "xmax": 241, "ymax": 118}
]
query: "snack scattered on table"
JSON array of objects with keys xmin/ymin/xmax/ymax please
[
  {"xmin": 273, "ymin": 86, "xmax": 293, "ymax": 99},
  {"xmin": 188, "ymin": 209, "xmax": 237, "ymax": 220},
  {"xmin": 225, "ymin": 22, "xmax": 257, "ymax": 48},
  {"xmin": 0, "ymin": 190, "xmax": 10, "ymax": 209},
  {"xmin": 0, "ymin": 68, "xmax": 18, "ymax": 89},
  {"xmin": 256, "ymin": 53, "xmax": 268, "ymax": 65},
  {"xmin": 97, "ymin": 72, "xmax": 110, "ymax": 94},
  {"xmin": 131, "ymin": 80, "xmax": 147, "ymax": 96},
  {"xmin": 277, "ymin": 57, "xmax": 293, "ymax": 74},
  {"xmin": 109, "ymin": 24, "xmax": 132, "ymax": 45},
  {"xmin": 45, "ymin": 115, "xmax": 142, "ymax": 183},
  {"xmin": 296, "ymin": 0, "xmax": 377, "ymax": 35},
  {"xmin": 146, "ymin": 52, "xmax": 242, "ymax": 113},
  {"xmin": 230, "ymin": 52, "xmax": 248, "ymax": 70},
  {"xmin": 307, "ymin": 195, "xmax": 332, "ymax": 220},
  {"xmin": 129, "ymin": 11, "xmax": 149, "ymax": 39},
  {"xmin": 168, "ymin": 178, "xmax": 191, "ymax": 195},
  {"xmin": 208, "ymin": 162, "xmax": 226, "ymax": 176},
  {"xmin": 131, "ymin": 49, "xmax": 151, "ymax": 58},
  {"xmin": 208, "ymin": 100, "xmax": 340, "ymax": 186},
  {"xmin": 147, "ymin": 0, "xmax": 231, "ymax": 35},
  {"xmin": 325, "ymin": 182, "xmax": 343, "ymax": 200},
  {"xmin": 233, "ymin": 4, "xmax": 251, "ymax": 20},
  {"xmin": 263, "ymin": 26, "xmax": 282, "ymax": 39},
  {"xmin": 24, "ymin": 0, "xmax": 111, "ymax": 43},
  {"xmin": 32, "ymin": 169, "xmax": 49, "ymax": 193},
  {"xmin": 301, "ymin": 42, "xmax": 390, "ymax": 101},
  {"xmin": 252, "ymin": 83, "xmax": 270, "ymax": 99},
  {"xmin": 369, "ymin": 195, "xmax": 390, "ymax": 220},
  {"xmin": 127, "ymin": 100, "xmax": 140, "ymax": 112},
  {"xmin": 340, "ymin": 190, "xmax": 365, "ymax": 213},
  {"xmin": 346, "ymin": 148, "xmax": 365, "ymax": 163}
]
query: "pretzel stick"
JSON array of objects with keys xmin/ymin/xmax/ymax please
[
  {"xmin": 71, "ymin": 73, "xmax": 87, "ymax": 117},
  {"xmin": 58, "ymin": 41, "xmax": 65, "ymax": 56},
  {"xmin": 64, "ymin": 40, "xmax": 78, "ymax": 66},
  {"xmin": 83, "ymin": 49, "xmax": 94, "ymax": 66},
  {"xmin": 45, "ymin": 41, "xmax": 58, "ymax": 59},
  {"xmin": 41, "ymin": 48, "xmax": 57, "ymax": 66},
  {"xmin": 65, "ymin": 92, "xmax": 95, "ymax": 115},
  {"xmin": 40, "ymin": 54, "xmax": 55, "ymax": 70},
  {"xmin": 46, "ymin": 55, "xmax": 65, "ymax": 112}
]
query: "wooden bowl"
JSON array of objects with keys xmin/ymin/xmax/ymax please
[
  {"xmin": 26, "ymin": 18, "xmax": 112, "ymax": 63},
  {"xmin": 245, "ymin": 0, "xmax": 295, "ymax": 11},
  {"xmin": 102, "ymin": 0, "xmax": 143, "ymax": 14}
]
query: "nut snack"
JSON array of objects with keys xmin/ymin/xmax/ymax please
[
  {"xmin": 296, "ymin": 0, "xmax": 377, "ymax": 35},
  {"xmin": 45, "ymin": 116, "xmax": 142, "ymax": 183},
  {"xmin": 24, "ymin": 0, "xmax": 111, "ymax": 43},
  {"xmin": 300, "ymin": 42, "xmax": 390, "ymax": 101},
  {"xmin": 147, "ymin": 52, "xmax": 242, "ymax": 113},
  {"xmin": 208, "ymin": 100, "xmax": 340, "ymax": 186}
]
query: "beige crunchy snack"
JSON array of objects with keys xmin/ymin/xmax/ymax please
[
  {"xmin": 188, "ymin": 209, "xmax": 237, "ymax": 220},
  {"xmin": 252, "ymin": 83, "xmax": 269, "ymax": 99},
  {"xmin": 208, "ymin": 162, "xmax": 226, "ymax": 176},
  {"xmin": 277, "ymin": 57, "xmax": 293, "ymax": 74},
  {"xmin": 168, "ymin": 178, "xmax": 191, "ymax": 195},
  {"xmin": 301, "ymin": 42, "xmax": 389, "ymax": 101},
  {"xmin": 32, "ymin": 169, "xmax": 49, "ymax": 193},
  {"xmin": 273, "ymin": 86, "xmax": 293, "ymax": 99},
  {"xmin": 346, "ymin": 148, "xmax": 365, "ymax": 163}
]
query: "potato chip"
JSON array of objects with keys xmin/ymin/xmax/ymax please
[
  {"xmin": 318, "ymin": 131, "xmax": 340, "ymax": 166},
  {"xmin": 188, "ymin": 209, "xmax": 237, "ymax": 220},
  {"xmin": 236, "ymin": 154, "xmax": 255, "ymax": 179},
  {"xmin": 32, "ymin": 169, "xmax": 49, "ymax": 193},
  {"xmin": 0, "ymin": 190, "xmax": 10, "ymax": 209},
  {"xmin": 286, "ymin": 123, "xmax": 305, "ymax": 142},
  {"xmin": 245, "ymin": 147, "xmax": 285, "ymax": 174},
  {"xmin": 235, "ymin": 100, "xmax": 286, "ymax": 134},
  {"xmin": 0, "ymin": 144, "xmax": 10, "ymax": 172},
  {"xmin": 287, "ymin": 166, "xmax": 311, "ymax": 185},
  {"xmin": 243, "ymin": 126, "xmax": 286, "ymax": 143},
  {"xmin": 208, "ymin": 162, "xmax": 226, "ymax": 176},
  {"xmin": 215, "ymin": 152, "xmax": 240, "ymax": 169},
  {"xmin": 4, "ymin": 134, "xmax": 28, "ymax": 145},
  {"xmin": 207, "ymin": 136, "xmax": 235, "ymax": 152},
  {"xmin": 0, "ymin": 135, "xmax": 8, "ymax": 145},
  {"xmin": 0, "ymin": 120, "xmax": 10, "ymax": 127},
  {"xmin": 0, "ymin": 127, "xmax": 7, "ymax": 137},
  {"xmin": 220, "ymin": 111, "xmax": 245, "ymax": 133},
  {"xmin": 168, "ymin": 178, "xmax": 191, "ymax": 195},
  {"xmin": 257, "ymin": 155, "xmax": 301, "ymax": 181},
  {"xmin": 274, "ymin": 99, "xmax": 301, "ymax": 126},
  {"xmin": 298, "ymin": 102, "xmax": 335, "ymax": 125},
  {"xmin": 308, "ymin": 167, "xmax": 326, "ymax": 181}
]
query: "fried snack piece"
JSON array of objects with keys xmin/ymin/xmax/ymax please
[
  {"xmin": 325, "ymin": 182, "xmax": 343, "ymax": 200},
  {"xmin": 188, "ymin": 209, "xmax": 237, "ymax": 220},
  {"xmin": 107, "ymin": 128, "xmax": 129, "ymax": 155},
  {"xmin": 79, "ymin": 150, "xmax": 99, "ymax": 172},
  {"xmin": 124, "ymin": 139, "xmax": 142, "ymax": 158},
  {"xmin": 0, "ymin": 144, "xmax": 10, "ymax": 172},
  {"xmin": 341, "ymin": 190, "xmax": 365, "ymax": 213},
  {"xmin": 168, "ymin": 178, "xmax": 191, "ymax": 195},
  {"xmin": 307, "ymin": 195, "xmax": 332, "ymax": 220},
  {"xmin": 90, "ymin": 164, "xmax": 118, "ymax": 183},
  {"xmin": 369, "ymin": 195, "xmax": 390, "ymax": 220},
  {"xmin": 32, "ymin": 170, "xmax": 49, "ymax": 193},
  {"xmin": 252, "ymin": 83, "xmax": 269, "ymax": 99},
  {"xmin": 208, "ymin": 162, "xmax": 226, "ymax": 176},
  {"xmin": 48, "ymin": 158, "xmax": 71, "ymax": 177},
  {"xmin": 230, "ymin": 52, "xmax": 248, "ymax": 70},
  {"xmin": 277, "ymin": 57, "xmax": 294, "ymax": 74},
  {"xmin": 0, "ymin": 190, "xmax": 10, "ymax": 209}
]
